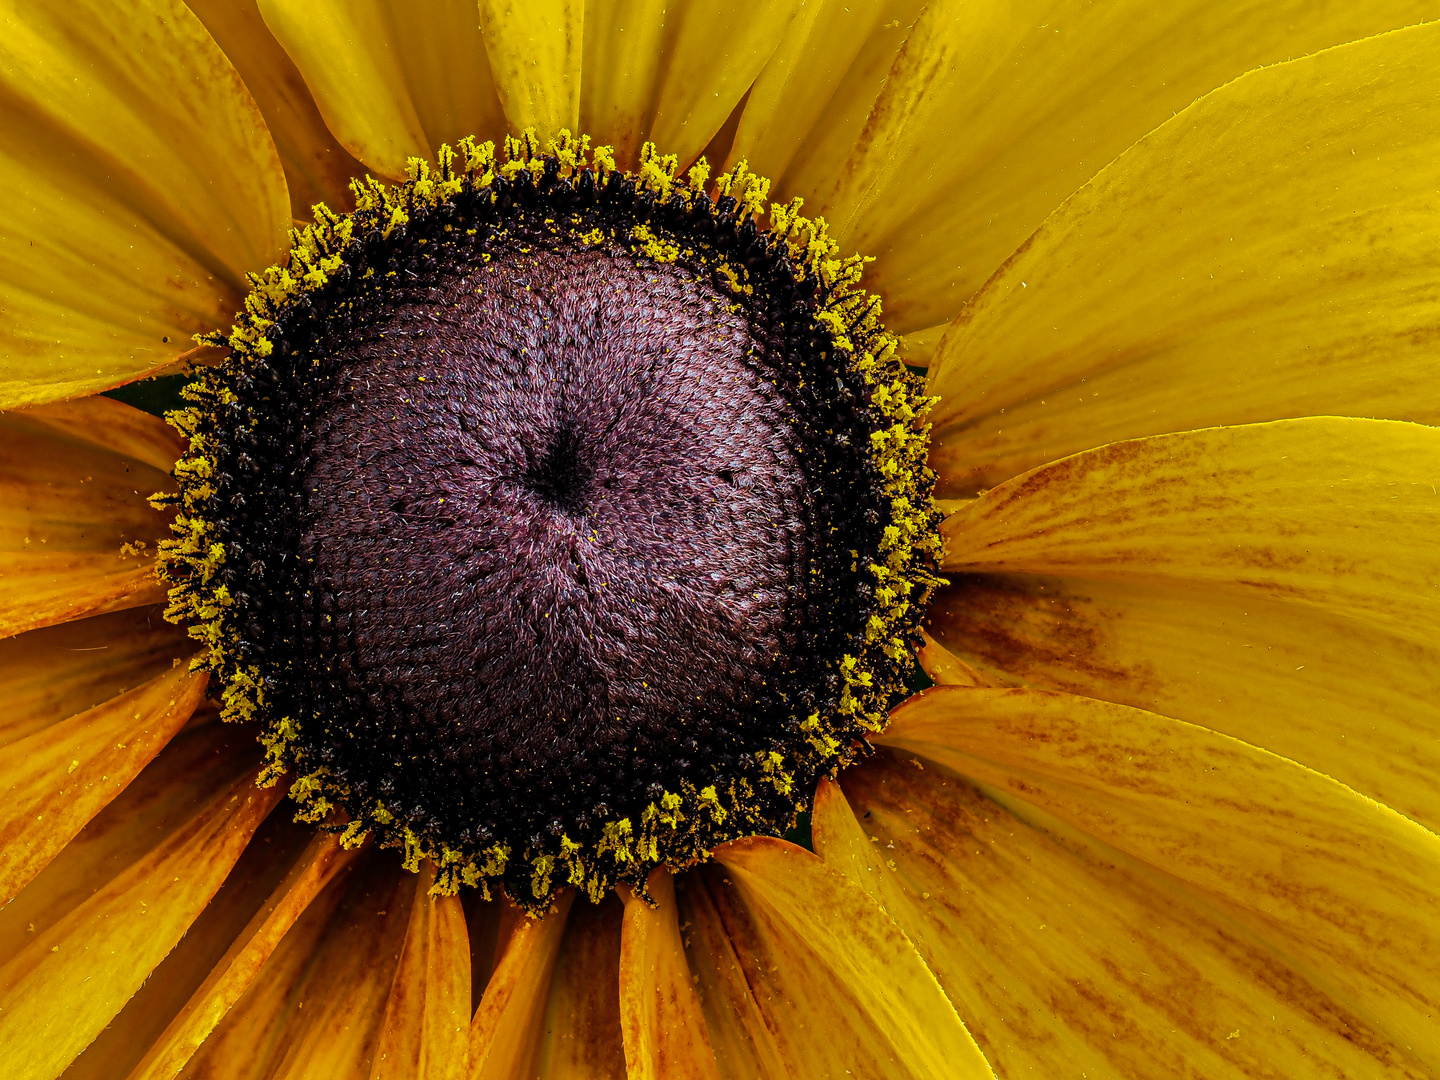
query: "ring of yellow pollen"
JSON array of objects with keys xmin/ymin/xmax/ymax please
[{"xmin": 154, "ymin": 130, "xmax": 943, "ymax": 912}]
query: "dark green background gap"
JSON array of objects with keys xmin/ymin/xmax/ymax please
[
  {"xmin": 112, "ymin": 375, "xmax": 937, "ymax": 857},
  {"xmin": 104, "ymin": 373, "xmax": 190, "ymax": 418}
]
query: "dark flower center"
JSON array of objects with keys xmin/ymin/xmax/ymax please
[
  {"xmin": 301, "ymin": 233, "xmax": 810, "ymax": 814},
  {"xmin": 157, "ymin": 135, "xmax": 942, "ymax": 909}
]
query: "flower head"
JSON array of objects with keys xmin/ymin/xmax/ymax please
[{"xmin": 2, "ymin": 2, "xmax": 1438, "ymax": 1078}]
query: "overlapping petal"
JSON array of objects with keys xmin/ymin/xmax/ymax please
[
  {"xmin": 370, "ymin": 863, "xmax": 471, "ymax": 1080},
  {"xmin": 173, "ymin": 852, "xmax": 415, "ymax": 1080},
  {"xmin": 0, "ymin": 768, "xmax": 282, "ymax": 1080},
  {"xmin": 618, "ymin": 868, "xmax": 721, "ymax": 1080},
  {"xmin": 0, "ymin": 662, "xmax": 207, "ymax": 901},
  {"xmin": 687, "ymin": 839, "xmax": 994, "ymax": 1079},
  {"xmin": 0, "ymin": 0, "xmax": 290, "ymax": 406},
  {"xmin": 814, "ymin": 737, "xmax": 1436, "ymax": 1078},
  {"xmin": 926, "ymin": 20, "xmax": 1440, "ymax": 491},
  {"xmin": 728, "ymin": 0, "xmax": 917, "ymax": 185},
  {"xmin": 804, "ymin": 0, "xmax": 1440, "ymax": 334},
  {"xmin": 0, "ymin": 403, "xmax": 175, "ymax": 637},
  {"xmin": 466, "ymin": 892, "xmax": 575, "ymax": 1079},
  {"xmin": 184, "ymin": 0, "xmax": 365, "ymax": 216},
  {"xmin": 529, "ymin": 893, "xmax": 626, "ymax": 1078},
  {"xmin": 869, "ymin": 688, "xmax": 1440, "ymax": 1073},
  {"xmin": 931, "ymin": 418, "xmax": 1440, "ymax": 829},
  {"xmin": 124, "ymin": 833, "xmax": 361, "ymax": 1079},
  {"xmin": 258, "ymin": 0, "xmax": 507, "ymax": 181},
  {"xmin": 0, "ymin": 605, "xmax": 189, "ymax": 748}
]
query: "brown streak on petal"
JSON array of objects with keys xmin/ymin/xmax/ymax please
[
  {"xmin": 466, "ymin": 891, "xmax": 575, "ymax": 1080},
  {"xmin": 368, "ymin": 862, "xmax": 471, "ymax": 1080},
  {"xmin": 619, "ymin": 867, "xmax": 721, "ymax": 1080},
  {"xmin": 0, "ymin": 771, "xmax": 283, "ymax": 1080},
  {"xmin": 126, "ymin": 832, "xmax": 364, "ymax": 1080},
  {"xmin": 0, "ymin": 663, "xmax": 208, "ymax": 903}
]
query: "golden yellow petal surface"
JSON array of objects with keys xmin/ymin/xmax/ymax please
[
  {"xmin": 0, "ymin": 0, "xmax": 290, "ymax": 407},
  {"xmin": 184, "ymin": 0, "xmax": 365, "ymax": 216},
  {"xmin": 927, "ymin": 19, "xmax": 1440, "ymax": 492},
  {"xmin": 126, "ymin": 834, "xmax": 361, "ymax": 1080},
  {"xmin": 932, "ymin": 417, "xmax": 1440, "ymax": 829},
  {"xmin": 466, "ymin": 892, "xmax": 575, "ymax": 1080},
  {"xmin": 581, "ymin": 0, "xmax": 801, "ymax": 171},
  {"xmin": 0, "ymin": 716, "xmax": 252, "ymax": 981},
  {"xmin": 756, "ymin": 0, "xmax": 923, "ymax": 219},
  {"xmin": 175, "ymin": 853, "xmax": 413, "ymax": 1080},
  {"xmin": 19, "ymin": 395, "xmax": 183, "ymax": 473},
  {"xmin": 477, "ymin": 0, "xmax": 582, "ymax": 142},
  {"xmin": 0, "ymin": 404, "xmax": 174, "ymax": 637},
  {"xmin": 0, "ymin": 663, "xmax": 207, "ymax": 903},
  {"xmin": 36, "ymin": 721, "xmax": 283, "ymax": 1080},
  {"xmin": 811, "ymin": 0, "xmax": 1440, "ymax": 335},
  {"xmin": 0, "ymin": 606, "xmax": 189, "ymax": 749},
  {"xmin": 370, "ymin": 863, "xmax": 471, "ymax": 1080},
  {"xmin": 814, "ymin": 748, "xmax": 1433, "ymax": 1078},
  {"xmin": 617, "ymin": 868, "xmax": 721, "ymax": 1080},
  {"xmin": 529, "ymin": 893, "xmax": 626, "ymax": 1079},
  {"xmin": 940, "ymin": 418, "xmax": 1440, "ymax": 645},
  {"xmin": 709, "ymin": 836, "xmax": 995, "ymax": 1079},
  {"xmin": 924, "ymin": 571, "xmax": 1440, "ymax": 835},
  {"xmin": 641, "ymin": 1, "xmax": 802, "ymax": 170},
  {"xmin": 728, "ymin": 0, "xmax": 894, "ymax": 184},
  {"xmin": 258, "ymin": 0, "xmax": 505, "ymax": 182},
  {"xmin": 670, "ymin": 866, "xmax": 788, "ymax": 1079},
  {"xmin": 879, "ymin": 687, "xmax": 1440, "ymax": 1070},
  {"xmin": 0, "ymin": 772, "xmax": 281, "ymax": 1080}
]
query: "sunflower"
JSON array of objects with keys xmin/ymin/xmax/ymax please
[{"xmin": 3, "ymin": 1, "xmax": 1439, "ymax": 1078}]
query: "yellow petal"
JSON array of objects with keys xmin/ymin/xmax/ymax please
[
  {"xmin": 0, "ymin": 663, "xmax": 207, "ymax": 903},
  {"xmin": 762, "ymin": 0, "xmax": 922, "ymax": 211},
  {"xmin": 0, "ymin": 770, "xmax": 281, "ymax": 1080},
  {"xmin": 618, "ymin": 868, "xmax": 721, "ymax": 1080},
  {"xmin": 176, "ymin": 853, "xmax": 415, "ymax": 1080},
  {"xmin": 0, "ymin": 715, "xmax": 250, "ymax": 966},
  {"xmin": 814, "ymin": 748, "xmax": 1433, "ymax": 1077},
  {"xmin": 478, "ymin": 0, "xmax": 582, "ymax": 143},
  {"xmin": 879, "ymin": 687, "xmax": 1440, "ymax": 1065},
  {"xmin": 940, "ymin": 419, "xmax": 1440, "ymax": 647},
  {"xmin": 260, "ymin": 0, "xmax": 506, "ymax": 182},
  {"xmin": 0, "ymin": 606, "xmax": 189, "ymax": 749},
  {"xmin": 576, "ymin": 0, "xmax": 667, "ymax": 168},
  {"xmin": 671, "ymin": 866, "xmax": 787, "ymax": 1080},
  {"xmin": 706, "ymin": 838, "xmax": 994, "ymax": 1079},
  {"xmin": 125, "ymin": 832, "xmax": 362, "ymax": 1080},
  {"xmin": 644, "ymin": 3, "xmax": 801, "ymax": 172},
  {"xmin": 0, "ymin": 402, "xmax": 178, "ymax": 639},
  {"xmin": 814, "ymin": 1, "xmax": 1440, "ymax": 335},
  {"xmin": 579, "ymin": 0, "xmax": 805, "ymax": 171},
  {"xmin": 0, "ymin": 0, "xmax": 290, "ymax": 407},
  {"xmin": 467, "ymin": 892, "xmax": 575, "ymax": 1080},
  {"xmin": 924, "ymin": 570, "xmax": 1440, "ymax": 834},
  {"xmin": 729, "ymin": 0, "xmax": 907, "ymax": 184},
  {"xmin": 19, "ymin": 395, "xmax": 182, "ymax": 472},
  {"xmin": 184, "ymin": 0, "xmax": 366, "ymax": 216},
  {"xmin": 530, "ymin": 893, "xmax": 626, "ymax": 1079},
  {"xmin": 367, "ymin": 863, "xmax": 471, "ymax": 1080},
  {"xmin": 927, "ymin": 20, "xmax": 1440, "ymax": 492},
  {"xmin": 61, "ymin": 788, "xmax": 310, "ymax": 1080},
  {"xmin": 915, "ymin": 627, "xmax": 988, "ymax": 688}
]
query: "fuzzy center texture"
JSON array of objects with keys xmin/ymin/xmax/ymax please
[{"xmin": 300, "ymin": 238, "xmax": 812, "ymax": 794}]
